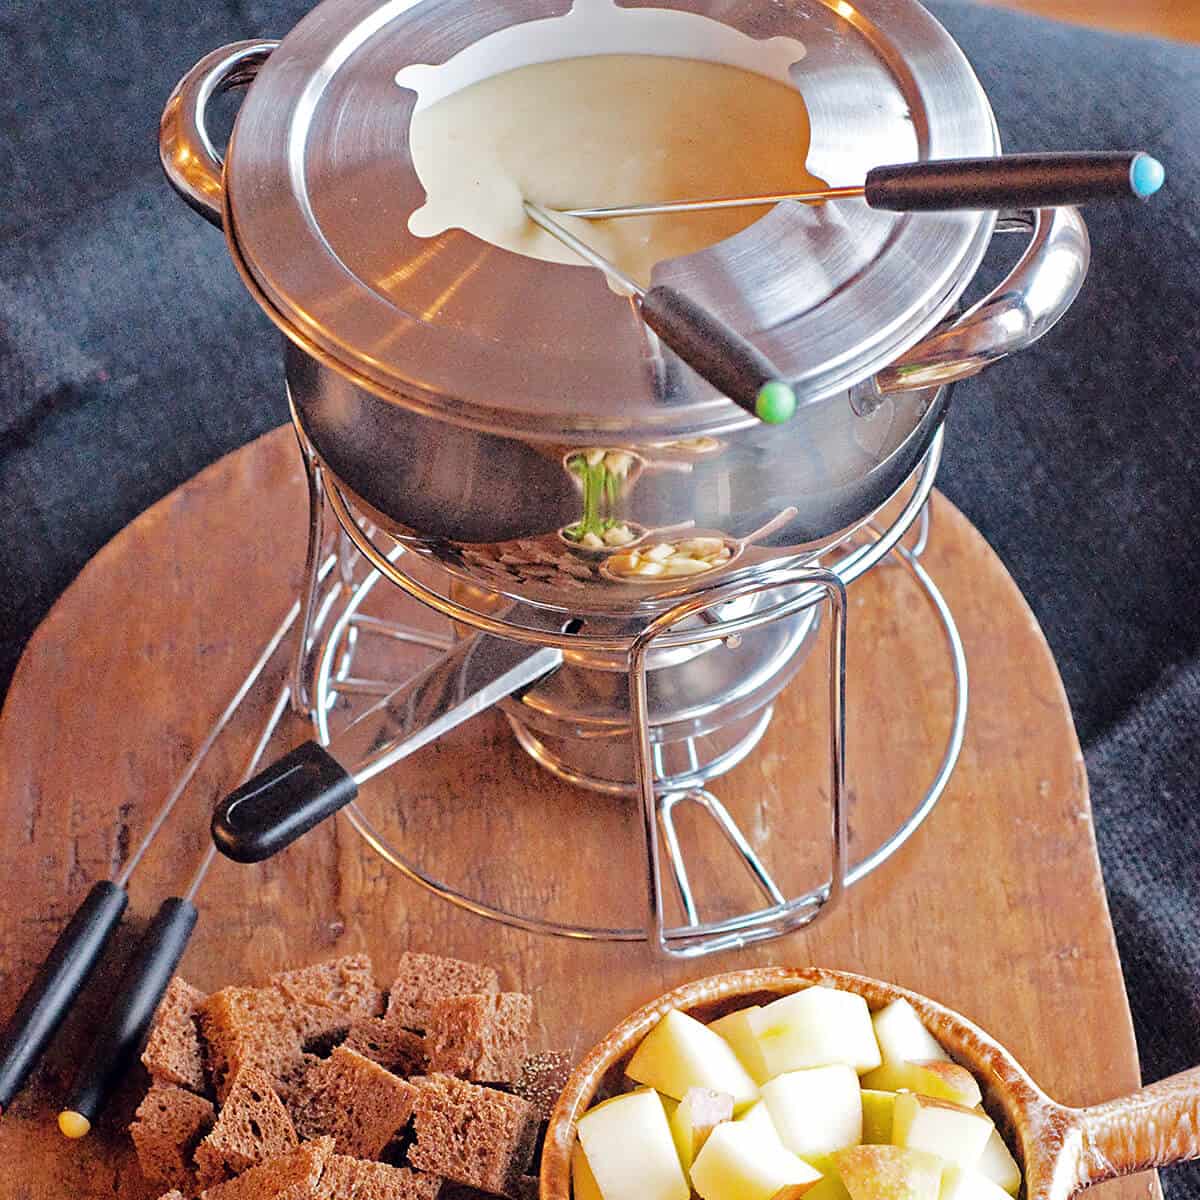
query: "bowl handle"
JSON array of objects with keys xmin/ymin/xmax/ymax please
[
  {"xmin": 159, "ymin": 40, "xmax": 279, "ymax": 228},
  {"xmin": 1071, "ymin": 1065, "xmax": 1200, "ymax": 1188},
  {"xmin": 872, "ymin": 206, "xmax": 1090, "ymax": 395}
]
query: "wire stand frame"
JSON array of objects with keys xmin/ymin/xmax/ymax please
[{"xmin": 281, "ymin": 418, "xmax": 968, "ymax": 956}]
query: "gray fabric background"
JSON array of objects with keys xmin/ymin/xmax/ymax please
[{"xmin": 0, "ymin": 1, "xmax": 1196, "ymax": 1194}]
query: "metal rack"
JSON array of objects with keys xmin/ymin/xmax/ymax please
[{"xmin": 272, "ymin": 422, "xmax": 968, "ymax": 958}]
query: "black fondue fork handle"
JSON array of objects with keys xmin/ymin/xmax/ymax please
[
  {"xmin": 0, "ymin": 881, "xmax": 128, "ymax": 1116},
  {"xmin": 59, "ymin": 896, "xmax": 198, "ymax": 1137},
  {"xmin": 640, "ymin": 286, "xmax": 798, "ymax": 425},
  {"xmin": 864, "ymin": 151, "xmax": 1165, "ymax": 211}
]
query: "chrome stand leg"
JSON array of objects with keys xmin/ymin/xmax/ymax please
[
  {"xmin": 628, "ymin": 566, "xmax": 848, "ymax": 958},
  {"xmin": 290, "ymin": 424, "xmax": 327, "ymax": 718},
  {"xmin": 910, "ymin": 498, "xmax": 932, "ymax": 560}
]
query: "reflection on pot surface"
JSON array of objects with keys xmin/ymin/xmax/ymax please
[
  {"xmin": 560, "ymin": 449, "xmax": 641, "ymax": 550},
  {"xmin": 605, "ymin": 537, "xmax": 736, "ymax": 581}
]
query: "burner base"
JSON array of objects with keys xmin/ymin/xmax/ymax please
[{"xmin": 507, "ymin": 704, "xmax": 776, "ymax": 796}]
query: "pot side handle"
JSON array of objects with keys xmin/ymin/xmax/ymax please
[
  {"xmin": 1073, "ymin": 1065, "xmax": 1200, "ymax": 1189},
  {"xmin": 873, "ymin": 206, "xmax": 1090, "ymax": 395},
  {"xmin": 159, "ymin": 40, "xmax": 279, "ymax": 228}
]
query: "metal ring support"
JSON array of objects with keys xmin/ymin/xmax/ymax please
[{"xmin": 309, "ymin": 417, "xmax": 946, "ymax": 654}]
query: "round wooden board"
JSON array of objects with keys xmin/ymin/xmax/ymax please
[{"xmin": 0, "ymin": 426, "xmax": 1155, "ymax": 1200}]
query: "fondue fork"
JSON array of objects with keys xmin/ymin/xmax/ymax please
[
  {"xmin": 0, "ymin": 559, "xmax": 329, "ymax": 1126},
  {"xmin": 523, "ymin": 200, "xmax": 798, "ymax": 425},
  {"xmin": 559, "ymin": 150, "xmax": 1166, "ymax": 220}
]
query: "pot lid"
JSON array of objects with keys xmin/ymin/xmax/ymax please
[{"xmin": 225, "ymin": 0, "xmax": 999, "ymax": 441}]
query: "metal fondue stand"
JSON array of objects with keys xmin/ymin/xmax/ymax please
[
  {"xmin": 218, "ymin": 417, "xmax": 959, "ymax": 960},
  {"xmin": 159, "ymin": 0, "xmax": 1090, "ymax": 958}
]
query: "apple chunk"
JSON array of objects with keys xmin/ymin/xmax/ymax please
[
  {"xmin": 940, "ymin": 1165, "xmax": 1018, "ymax": 1200},
  {"xmin": 761, "ymin": 1065, "xmax": 863, "ymax": 1158},
  {"xmin": 859, "ymin": 1061, "xmax": 982, "ymax": 1108},
  {"xmin": 670, "ymin": 1087, "xmax": 734, "ymax": 1170},
  {"xmin": 803, "ymin": 1153, "xmax": 853, "ymax": 1200},
  {"xmin": 975, "ymin": 1125, "xmax": 1022, "ymax": 1195},
  {"xmin": 749, "ymin": 987, "xmax": 882, "ymax": 1078},
  {"xmin": 735, "ymin": 1099, "xmax": 782, "ymax": 1139},
  {"xmin": 871, "ymin": 999, "xmax": 950, "ymax": 1066},
  {"xmin": 834, "ymin": 1146, "xmax": 944, "ymax": 1200},
  {"xmin": 577, "ymin": 1090, "xmax": 690, "ymax": 1200},
  {"xmin": 572, "ymin": 1142, "xmax": 605, "ymax": 1200},
  {"xmin": 627, "ymin": 1009, "xmax": 759, "ymax": 1109},
  {"xmin": 710, "ymin": 1007, "xmax": 770, "ymax": 1085},
  {"xmin": 892, "ymin": 1094, "xmax": 992, "ymax": 1170},
  {"xmin": 861, "ymin": 1090, "xmax": 897, "ymax": 1144},
  {"xmin": 691, "ymin": 1115, "xmax": 823, "ymax": 1200}
]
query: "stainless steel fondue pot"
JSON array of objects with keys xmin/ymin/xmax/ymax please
[{"xmin": 161, "ymin": 0, "xmax": 1090, "ymax": 619}]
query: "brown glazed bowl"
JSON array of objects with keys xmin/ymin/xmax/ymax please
[{"xmin": 541, "ymin": 968, "xmax": 1200, "ymax": 1200}]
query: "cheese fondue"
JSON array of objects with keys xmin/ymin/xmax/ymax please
[{"xmin": 407, "ymin": 54, "xmax": 822, "ymax": 286}]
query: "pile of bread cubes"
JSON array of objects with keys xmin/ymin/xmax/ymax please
[{"xmin": 129, "ymin": 951, "xmax": 569, "ymax": 1200}]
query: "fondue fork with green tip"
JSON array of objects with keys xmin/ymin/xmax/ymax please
[
  {"xmin": 523, "ymin": 201, "xmax": 798, "ymax": 426},
  {"xmin": 558, "ymin": 151, "xmax": 1166, "ymax": 220}
]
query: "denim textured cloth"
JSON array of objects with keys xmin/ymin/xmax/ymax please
[{"xmin": 0, "ymin": 2, "xmax": 1197, "ymax": 1194}]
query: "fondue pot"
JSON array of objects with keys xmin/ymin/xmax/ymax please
[{"xmin": 161, "ymin": 0, "xmax": 1090, "ymax": 619}]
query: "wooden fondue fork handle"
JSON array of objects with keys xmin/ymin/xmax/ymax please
[{"xmin": 1072, "ymin": 1065, "xmax": 1200, "ymax": 1188}]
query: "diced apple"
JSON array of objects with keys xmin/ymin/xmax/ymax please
[
  {"xmin": 859, "ymin": 1061, "xmax": 982, "ymax": 1108},
  {"xmin": 577, "ymin": 1089, "xmax": 690, "ymax": 1200},
  {"xmin": 975, "ymin": 1125, "xmax": 1022, "ymax": 1195},
  {"xmin": 691, "ymin": 1114, "xmax": 823, "ymax": 1200},
  {"xmin": 669, "ymin": 1087, "xmax": 734, "ymax": 1170},
  {"xmin": 749, "ymin": 987, "xmax": 882, "ymax": 1079},
  {"xmin": 940, "ymin": 1165, "xmax": 1018, "ymax": 1200},
  {"xmin": 736, "ymin": 1100, "xmax": 781, "ymax": 1139},
  {"xmin": 627, "ymin": 1009, "xmax": 759, "ymax": 1109},
  {"xmin": 834, "ymin": 1146, "xmax": 944, "ymax": 1200},
  {"xmin": 804, "ymin": 1153, "xmax": 853, "ymax": 1200},
  {"xmin": 710, "ymin": 1007, "xmax": 770, "ymax": 1085},
  {"xmin": 871, "ymin": 1000, "xmax": 950, "ymax": 1066},
  {"xmin": 761, "ymin": 1065, "xmax": 862, "ymax": 1158},
  {"xmin": 861, "ymin": 1090, "xmax": 897, "ymax": 1144},
  {"xmin": 892, "ymin": 1094, "xmax": 992, "ymax": 1170},
  {"xmin": 572, "ymin": 1141, "xmax": 605, "ymax": 1200}
]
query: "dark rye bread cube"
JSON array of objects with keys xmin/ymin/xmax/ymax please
[
  {"xmin": 343, "ymin": 1017, "xmax": 427, "ymax": 1077},
  {"xmin": 194, "ymin": 1066, "xmax": 298, "ymax": 1187},
  {"xmin": 424, "ymin": 993, "xmax": 532, "ymax": 1084},
  {"xmin": 130, "ymin": 1085, "xmax": 215, "ymax": 1191},
  {"xmin": 271, "ymin": 954, "xmax": 384, "ymax": 1025},
  {"xmin": 200, "ymin": 987, "xmax": 313, "ymax": 1103},
  {"xmin": 315, "ymin": 1156, "xmax": 442, "ymax": 1200},
  {"xmin": 408, "ymin": 1074, "xmax": 539, "ymax": 1197},
  {"xmin": 201, "ymin": 998, "xmax": 357, "ymax": 1104},
  {"xmin": 384, "ymin": 953, "xmax": 499, "ymax": 1032},
  {"xmin": 293, "ymin": 1046, "xmax": 418, "ymax": 1159},
  {"xmin": 142, "ymin": 976, "xmax": 208, "ymax": 1093},
  {"xmin": 198, "ymin": 1136, "xmax": 333, "ymax": 1200}
]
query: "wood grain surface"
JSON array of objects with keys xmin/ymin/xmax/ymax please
[{"xmin": 0, "ymin": 426, "xmax": 1157, "ymax": 1200}]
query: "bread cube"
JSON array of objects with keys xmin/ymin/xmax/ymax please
[
  {"xmin": 425, "ymin": 993, "xmax": 532, "ymax": 1084},
  {"xmin": 384, "ymin": 953, "xmax": 500, "ymax": 1032}
]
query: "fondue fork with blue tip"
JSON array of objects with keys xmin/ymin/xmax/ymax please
[{"xmin": 557, "ymin": 151, "xmax": 1166, "ymax": 220}]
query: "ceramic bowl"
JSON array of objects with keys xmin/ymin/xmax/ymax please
[{"xmin": 541, "ymin": 968, "xmax": 1200, "ymax": 1200}]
